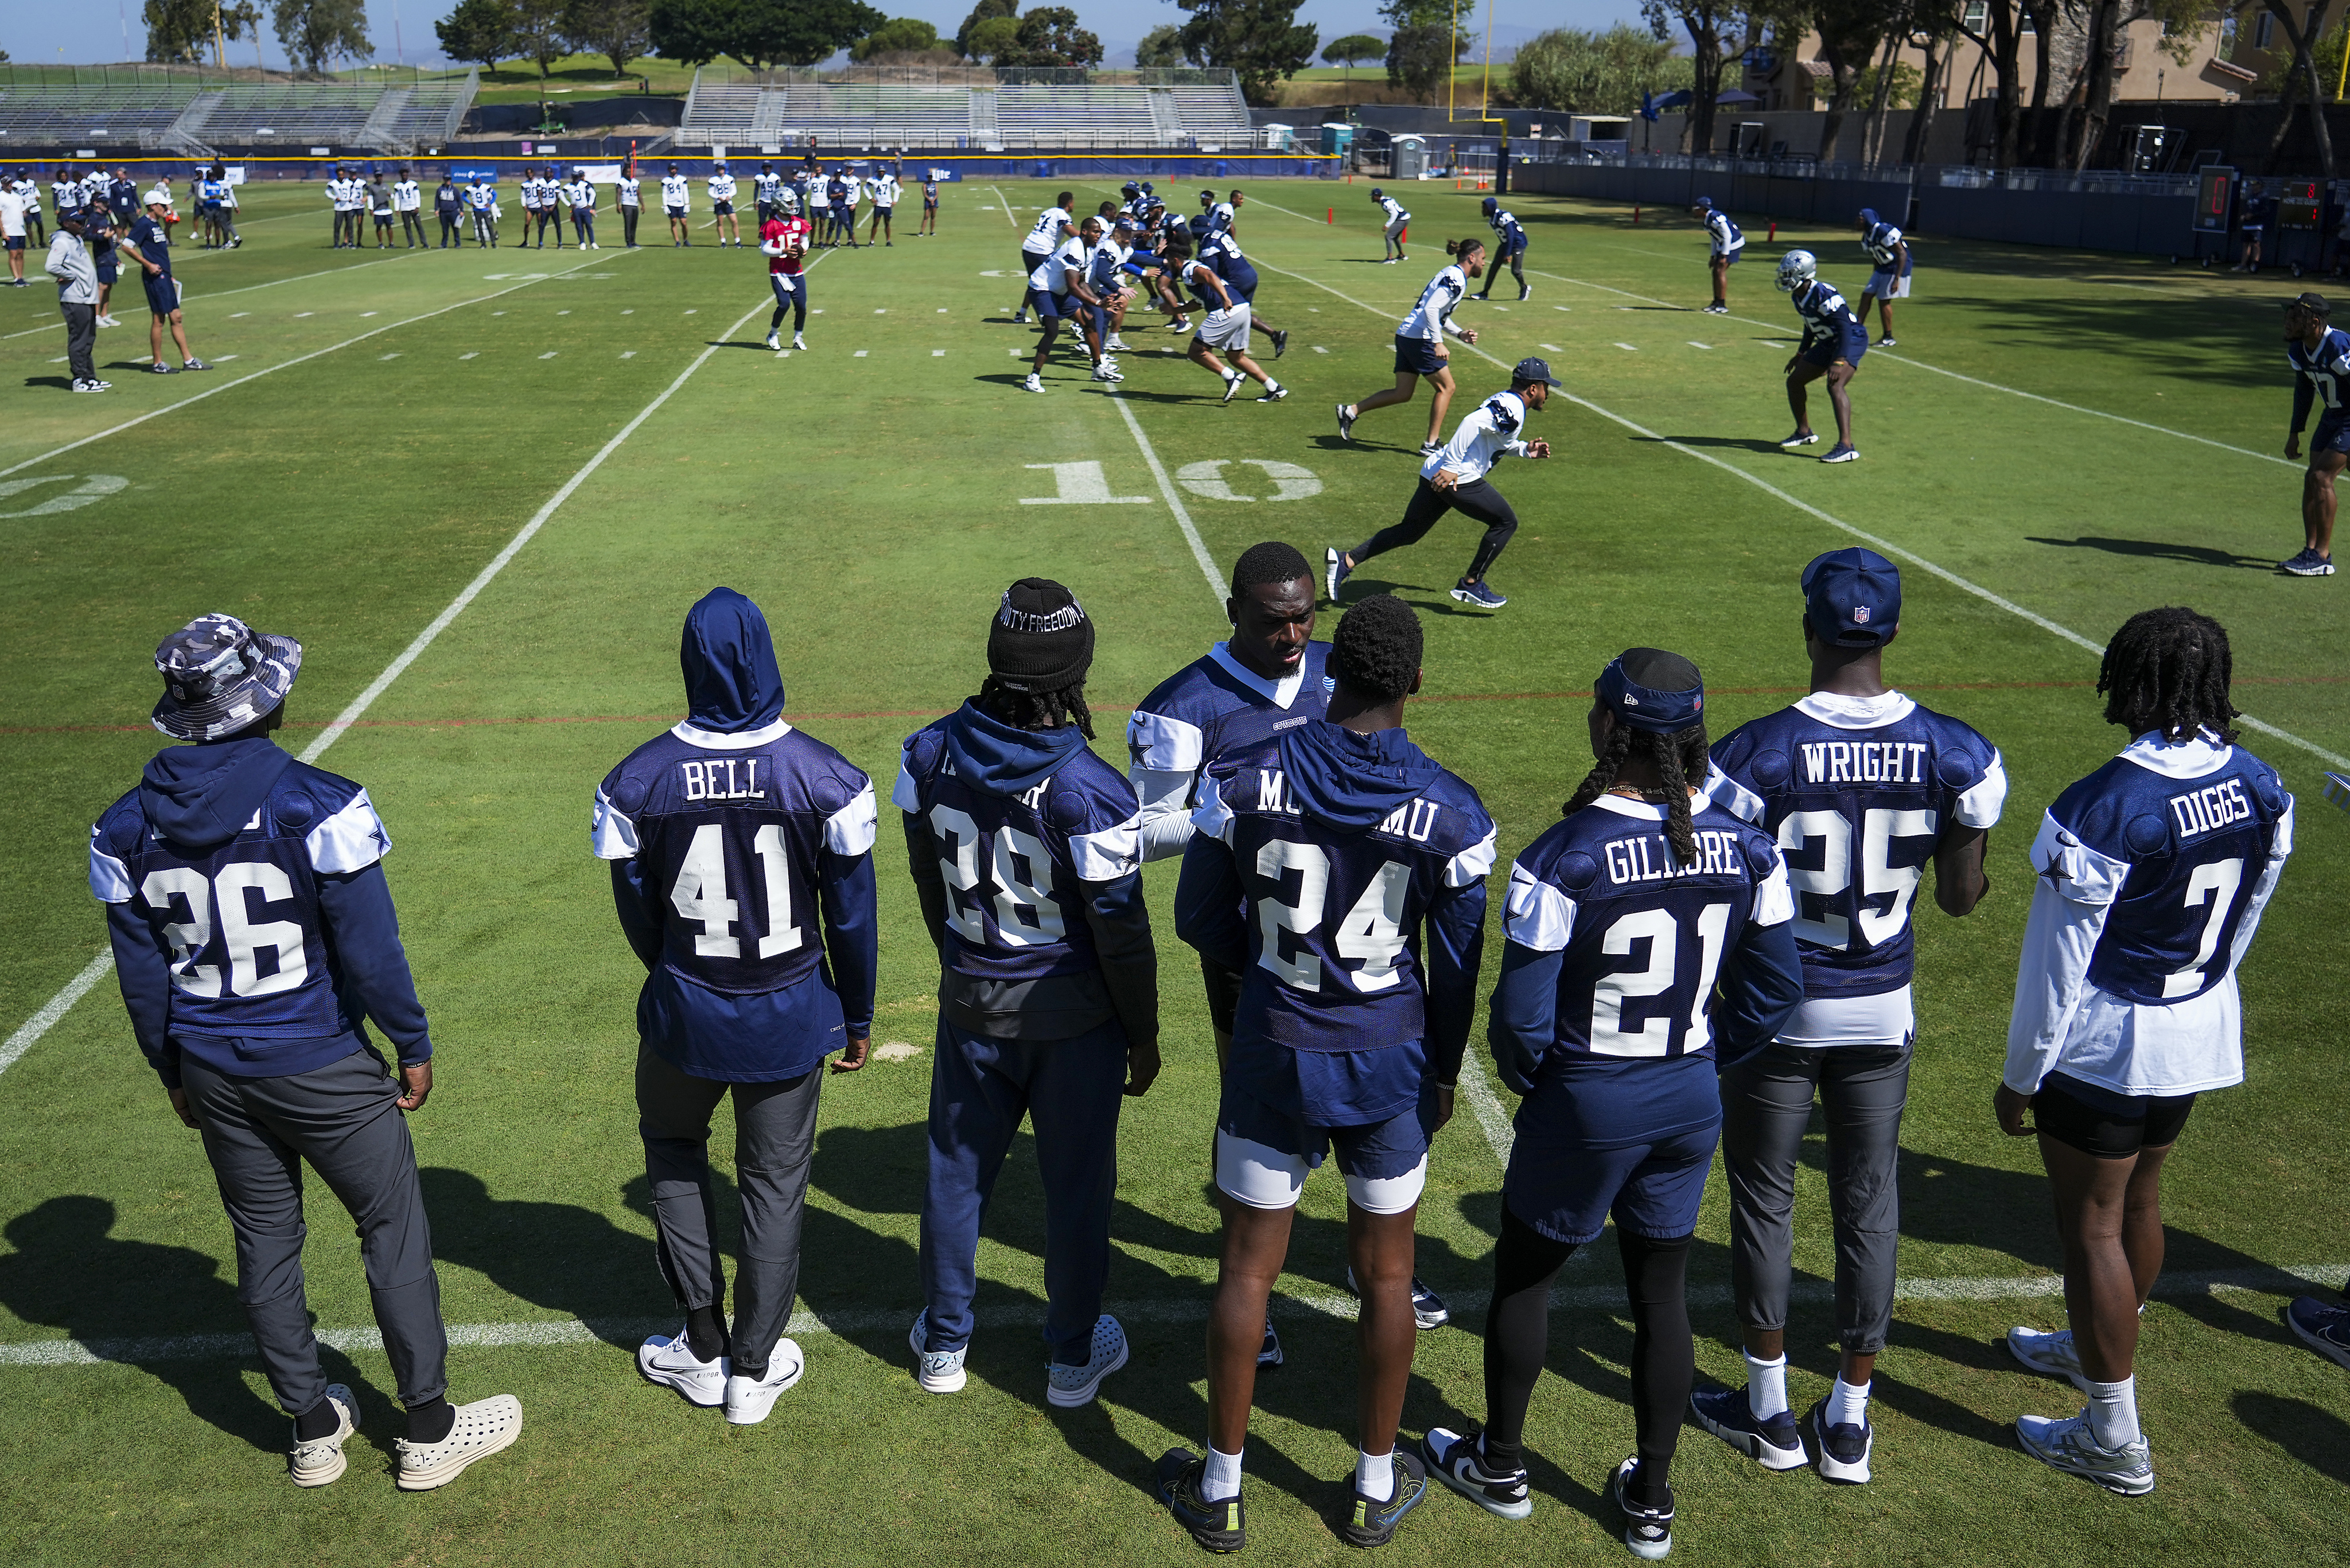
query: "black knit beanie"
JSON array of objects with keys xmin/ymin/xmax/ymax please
[{"xmin": 986, "ymin": 578, "xmax": 1094, "ymax": 692}]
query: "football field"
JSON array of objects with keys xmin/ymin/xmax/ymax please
[{"xmin": 3, "ymin": 176, "xmax": 2348, "ymax": 1566}]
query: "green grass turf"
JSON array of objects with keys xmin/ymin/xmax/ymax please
[{"xmin": 2, "ymin": 177, "xmax": 2348, "ymax": 1566}]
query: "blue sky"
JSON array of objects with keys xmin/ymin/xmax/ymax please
[{"xmin": 8, "ymin": 0, "xmax": 1652, "ymax": 73}]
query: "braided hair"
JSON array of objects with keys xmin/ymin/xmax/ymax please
[
  {"xmin": 1565, "ymin": 646, "xmax": 1712, "ymax": 866},
  {"xmin": 978, "ymin": 675, "xmax": 1095, "ymax": 740},
  {"xmin": 2096, "ymin": 606, "xmax": 2238, "ymax": 745}
]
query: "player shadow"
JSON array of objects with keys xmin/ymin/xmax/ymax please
[
  {"xmin": 0, "ymin": 1194, "xmax": 392, "ymax": 1452},
  {"xmin": 21, "ymin": 376, "xmax": 73, "ymax": 391},
  {"xmin": 1641, "ymin": 434, "xmax": 1800, "ymax": 454},
  {"xmin": 1102, "ymin": 385, "xmax": 1231, "ymax": 406},
  {"xmin": 2233, "ymin": 1390, "xmax": 2350, "ymax": 1486},
  {"xmin": 1332, "ymin": 573, "xmax": 1505, "ymax": 619},
  {"xmin": 2024, "ymin": 535, "xmax": 2278, "ymax": 570},
  {"xmin": 711, "ymin": 338, "xmax": 775, "ymax": 351},
  {"xmin": 414, "ymin": 1166, "xmax": 673, "ymax": 1348}
]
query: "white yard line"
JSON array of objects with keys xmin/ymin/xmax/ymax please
[
  {"xmin": 2, "ymin": 253, "xmax": 427, "ymax": 340},
  {"xmin": 7, "ymin": 1260, "xmax": 2337, "ymax": 1369},
  {"xmin": 1258, "ymin": 258, "xmax": 2350, "ymax": 775},
  {"xmin": 983, "ymin": 185, "xmax": 1020, "ymax": 231},
  {"xmin": 1522, "ymin": 264, "xmax": 2298, "ymax": 469},
  {"xmin": 0, "ymin": 252, "xmax": 814, "ymax": 1076}
]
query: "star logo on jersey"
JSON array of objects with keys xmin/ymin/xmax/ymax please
[{"xmin": 2037, "ymin": 850, "xmax": 2071, "ymax": 888}]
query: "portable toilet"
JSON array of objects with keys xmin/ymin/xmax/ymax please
[
  {"xmin": 1263, "ymin": 122, "xmax": 1295, "ymax": 151},
  {"xmin": 1318, "ymin": 122, "xmax": 1355, "ymax": 159},
  {"xmin": 1392, "ymin": 135, "xmax": 1429, "ymax": 179}
]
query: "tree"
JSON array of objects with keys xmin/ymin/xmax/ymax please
[
  {"xmin": 998, "ymin": 6, "xmax": 1102, "ymax": 65},
  {"xmin": 954, "ymin": 0, "xmax": 1017, "ymax": 55},
  {"xmin": 1637, "ymin": 0, "xmax": 1734, "ymax": 152},
  {"xmin": 2259, "ymin": 0, "xmax": 2339, "ymax": 179},
  {"xmin": 1176, "ymin": 0, "xmax": 1317, "ymax": 100},
  {"xmin": 563, "ymin": 0, "xmax": 651, "ymax": 75},
  {"xmin": 1382, "ymin": 0, "xmax": 1462, "ymax": 102},
  {"xmin": 223, "ymin": 0, "xmax": 267, "ymax": 64},
  {"xmin": 725, "ymin": 0, "xmax": 885, "ymax": 68},
  {"xmin": 1137, "ymin": 22, "xmax": 1185, "ymax": 64},
  {"xmin": 273, "ymin": 0, "xmax": 373, "ymax": 72},
  {"xmin": 144, "ymin": 0, "xmax": 215, "ymax": 63},
  {"xmin": 966, "ymin": 12, "xmax": 1021, "ymax": 59},
  {"xmin": 509, "ymin": 0, "xmax": 568, "ymax": 75},
  {"xmin": 850, "ymin": 15, "xmax": 941, "ymax": 58},
  {"xmin": 648, "ymin": 0, "xmax": 732, "ymax": 67},
  {"xmin": 1509, "ymin": 24, "xmax": 1690, "ymax": 114},
  {"xmin": 1322, "ymin": 30, "xmax": 1382, "ymax": 86},
  {"xmin": 437, "ymin": 0, "xmax": 520, "ymax": 68}
]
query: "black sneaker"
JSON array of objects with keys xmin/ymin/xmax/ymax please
[
  {"xmin": 1611, "ymin": 1456, "xmax": 1674, "ymax": 1561},
  {"xmin": 1270, "ymin": 329, "xmax": 1289, "ymax": 359},
  {"xmin": 1420, "ymin": 1427, "xmax": 1531, "ymax": 1520},
  {"xmin": 1337, "ymin": 1449, "xmax": 1427, "ymax": 1548},
  {"xmin": 1258, "ymin": 1318, "xmax": 1282, "ymax": 1368},
  {"xmin": 1155, "ymin": 1448, "xmax": 1246, "ymax": 1554}
]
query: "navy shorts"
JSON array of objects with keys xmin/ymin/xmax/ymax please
[
  {"xmin": 1020, "ymin": 247, "xmax": 1048, "ymax": 276},
  {"xmin": 666, "ymin": 205, "xmax": 686, "ymax": 219},
  {"xmin": 2314, "ymin": 416, "xmax": 2350, "ymax": 457},
  {"xmin": 3, "ymin": 236, "xmax": 21, "ymax": 251},
  {"xmin": 1394, "ymin": 333, "xmax": 1446, "ymax": 376},
  {"xmin": 143, "ymin": 274, "xmax": 178, "ymax": 316},
  {"xmin": 769, "ymin": 271, "xmax": 803, "ymax": 301},
  {"xmin": 97, "ymin": 258, "xmax": 118, "ymax": 283},
  {"xmin": 711, "ymin": 200, "xmax": 734, "ymax": 216},
  {"xmin": 1026, "ymin": 286, "xmax": 1075, "ymax": 320},
  {"xmin": 1215, "ymin": 1071, "xmax": 1435, "ymax": 1214},
  {"xmin": 1715, "ymin": 249, "xmax": 1741, "ymax": 266},
  {"xmin": 1801, "ymin": 334, "xmax": 1866, "ymax": 369},
  {"xmin": 1504, "ymin": 1118, "xmax": 1720, "ymax": 1244}
]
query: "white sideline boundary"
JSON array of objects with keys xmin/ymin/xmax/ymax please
[
  {"xmin": 1, "ymin": 251, "xmax": 431, "ymax": 341},
  {"xmin": 1, "ymin": 248, "xmax": 620, "ymax": 482},
  {"xmin": 0, "ymin": 259, "xmax": 812, "ymax": 1079},
  {"xmin": 1257, "ymin": 258, "xmax": 2350, "ymax": 776},
  {"xmin": 5, "ymin": 1261, "xmax": 2337, "ymax": 1369},
  {"xmin": 1106, "ymin": 384, "xmax": 1520, "ymax": 1168},
  {"xmin": 1519, "ymin": 263, "xmax": 2299, "ymax": 470}
]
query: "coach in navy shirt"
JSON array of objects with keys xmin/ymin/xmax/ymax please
[{"xmin": 91, "ymin": 613, "xmax": 522, "ymax": 1491}]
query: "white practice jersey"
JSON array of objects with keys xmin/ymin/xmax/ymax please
[
  {"xmin": 1398, "ymin": 264, "xmax": 1469, "ymax": 342},
  {"xmin": 661, "ymin": 174, "xmax": 690, "ymax": 209},
  {"xmin": 1422, "ymin": 390, "xmax": 1532, "ymax": 485}
]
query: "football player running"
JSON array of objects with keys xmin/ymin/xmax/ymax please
[
  {"xmin": 1776, "ymin": 249, "xmax": 1865, "ymax": 464},
  {"xmin": 1161, "ymin": 596, "xmax": 1494, "ymax": 1553},
  {"xmin": 1999, "ymin": 609, "xmax": 2293, "ymax": 1496},
  {"xmin": 1374, "ymin": 186, "xmax": 1410, "ymax": 263},
  {"xmin": 593, "ymin": 589, "xmax": 879, "ymax": 1426},
  {"xmin": 1473, "ymin": 196, "xmax": 1530, "ymax": 302},
  {"xmin": 2281, "ymin": 289, "xmax": 2345, "ymax": 575},
  {"xmin": 1691, "ymin": 550, "xmax": 2003, "ymax": 1486},
  {"xmin": 1160, "ymin": 234, "xmax": 1286, "ymax": 404},
  {"xmin": 896, "ymin": 580, "xmax": 1159, "ymax": 1410},
  {"xmin": 1337, "ymin": 239, "xmax": 1485, "ymax": 456},
  {"xmin": 1425, "ymin": 649, "xmax": 1802, "ymax": 1561}
]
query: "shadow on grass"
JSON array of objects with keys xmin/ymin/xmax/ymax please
[
  {"xmin": 22, "ymin": 376, "xmax": 72, "ymax": 391},
  {"xmin": 0, "ymin": 1195, "xmax": 390, "ymax": 1450},
  {"xmin": 1641, "ymin": 434, "xmax": 1802, "ymax": 454},
  {"xmin": 417, "ymin": 1167, "xmax": 671, "ymax": 1348},
  {"xmin": 2234, "ymin": 1390, "xmax": 2350, "ymax": 1484},
  {"xmin": 2024, "ymin": 535, "xmax": 2279, "ymax": 570},
  {"xmin": 1330, "ymin": 571, "xmax": 1503, "ymax": 618}
]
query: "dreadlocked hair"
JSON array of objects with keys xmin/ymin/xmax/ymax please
[
  {"xmin": 976, "ymin": 675, "xmax": 1096, "ymax": 741},
  {"xmin": 1564, "ymin": 719, "xmax": 1713, "ymax": 867},
  {"xmin": 2097, "ymin": 606, "xmax": 2239, "ymax": 745}
]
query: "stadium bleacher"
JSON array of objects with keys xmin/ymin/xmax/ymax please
[
  {"xmin": 0, "ymin": 84, "xmax": 206, "ymax": 153},
  {"xmin": 0, "ymin": 71, "xmax": 476, "ymax": 157},
  {"xmin": 668, "ymin": 68, "xmax": 1253, "ymax": 151}
]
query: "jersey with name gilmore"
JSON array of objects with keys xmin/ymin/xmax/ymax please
[
  {"xmin": 1504, "ymin": 793, "xmax": 1793, "ymax": 1059},
  {"xmin": 1705, "ymin": 691, "xmax": 2005, "ymax": 1017},
  {"xmin": 88, "ymin": 760, "xmax": 399, "ymax": 1041},
  {"xmin": 592, "ymin": 719, "xmax": 878, "ymax": 998},
  {"xmin": 1189, "ymin": 734, "xmax": 1495, "ymax": 1055}
]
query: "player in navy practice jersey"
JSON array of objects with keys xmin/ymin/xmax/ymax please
[
  {"xmin": 1998, "ymin": 609, "xmax": 2291, "ymax": 1497},
  {"xmin": 896, "ymin": 579, "xmax": 1160, "ymax": 1409},
  {"xmin": 593, "ymin": 589, "xmax": 880, "ymax": 1428},
  {"xmin": 1688, "ymin": 550, "xmax": 2003, "ymax": 1486},
  {"xmin": 2281, "ymin": 290, "xmax": 2345, "ymax": 575},
  {"xmin": 1419, "ymin": 650, "xmax": 1802, "ymax": 1562},
  {"xmin": 91, "ymin": 614, "xmax": 522, "ymax": 1491},
  {"xmin": 1854, "ymin": 207, "xmax": 1911, "ymax": 347},
  {"xmin": 1775, "ymin": 249, "xmax": 1865, "ymax": 464},
  {"xmin": 1474, "ymin": 196, "xmax": 1530, "ymax": 302},
  {"xmin": 1160, "ymin": 597, "xmax": 1495, "ymax": 1553}
]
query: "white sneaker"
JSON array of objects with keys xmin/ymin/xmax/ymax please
[
  {"xmin": 911, "ymin": 1312, "xmax": 968, "ymax": 1394},
  {"xmin": 723, "ymin": 1338, "xmax": 806, "ymax": 1426},
  {"xmin": 792, "ymin": 333, "xmax": 807, "ymax": 350},
  {"xmin": 2006, "ymin": 1325, "xmax": 2088, "ymax": 1391},
  {"xmin": 637, "ymin": 1326, "xmax": 727, "ymax": 1406},
  {"xmin": 394, "ymin": 1395, "xmax": 523, "ymax": 1491},
  {"xmin": 1106, "ymin": 335, "xmax": 1131, "ymax": 351},
  {"xmin": 765, "ymin": 332, "xmax": 781, "ymax": 350},
  {"xmin": 1045, "ymin": 1314, "xmax": 1129, "ymax": 1409},
  {"xmin": 96, "ymin": 314, "xmax": 120, "ymax": 328},
  {"xmin": 288, "ymin": 1383, "xmax": 358, "ymax": 1488},
  {"xmin": 1091, "ymin": 364, "xmax": 1123, "ymax": 382},
  {"xmin": 1221, "ymin": 372, "xmax": 1243, "ymax": 403},
  {"xmin": 2015, "ymin": 1409, "xmax": 2154, "ymax": 1496},
  {"xmin": 1022, "ymin": 372, "xmax": 1044, "ymax": 393}
]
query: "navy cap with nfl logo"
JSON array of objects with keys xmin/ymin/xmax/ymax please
[{"xmin": 1801, "ymin": 547, "xmax": 1901, "ymax": 645}]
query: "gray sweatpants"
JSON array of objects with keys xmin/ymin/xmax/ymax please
[
  {"xmin": 636, "ymin": 1046, "xmax": 822, "ymax": 1378},
  {"xmin": 1721, "ymin": 1041, "xmax": 1910, "ymax": 1357},
  {"xmin": 180, "ymin": 1045, "xmax": 448, "ymax": 1414},
  {"xmin": 60, "ymin": 301, "xmax": 95, "ymax": 384}
]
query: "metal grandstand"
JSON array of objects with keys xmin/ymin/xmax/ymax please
[
  {"xmin": 0, "ymin": 66, "xmax": 478, "ymax": 157},
  {"xmin": 666, "ymin": 65, "xmax": 1254, "ymax": 151}
]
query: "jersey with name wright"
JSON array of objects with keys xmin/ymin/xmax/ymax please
[{"xmin": 1705, "ymin": 691, "xmax": 2004, "ymax": 1010}]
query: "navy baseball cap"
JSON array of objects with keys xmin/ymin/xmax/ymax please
[
  {"xmin": 152, "ymin": 613, "xmax": 303, "ymax": 741},
  {"xmin": 1511, "ymin": 356, "xmax": 1562, "ymax": 387},
  {"xmin": 1802, "ymin": 547, "xmax": 1901, "ymax": 645},
  {"xmin": 1692, "ymin": 194, "xmax": 1713, "ymax": 208},
  {"xmin": 1596, "ymin": 649, "xmax": 1704, "ymax": 735},
  {"xmin": 1858, "ymin": 207, "xmax": 1877, "ymax": 223}
]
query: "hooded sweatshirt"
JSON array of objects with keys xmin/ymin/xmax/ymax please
[
  {"xmin": 896, "ymin": 700, "xmax": 1154, "ymax": 1045},
  {"xmin": 594, "ymin": 587, "xmax": 879, "ymax": 1081},
  {"xmin": 91, "ymin": 736, "xmax": 432, "ymax": 1088}
]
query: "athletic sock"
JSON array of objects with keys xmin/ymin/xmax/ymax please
[
  {"xmin": 293, "ymin": 1393, "xmax": 341, "ymax": 1442},
  {"xmin": 1476, "ymin": 1430, "xmax": 1522, "ymax": 1476},
  {"xmin": 1828, "ymin": 1375, "xmax": 1870, "ymax": 1428},
  {"xmin": 406, "ymin": 1395, "xmax": 456, "ymax": 1445},
  {"xmin": 685, "ymin": 1304, "xmax": 727, "ymax": 1364},
  {"xmin": 2084, "ymin": 1376, "xmax": 2141, "ymax": 1449},
  {"xmin": 1744, "ymin": 1352, "xmax": 1789, "ymax": 1420},
  {"xmin": 1201, "ymin": 1444, "xmax": 1243, "ymax": 1502},
  {"xmin": 1355, "ymin": 1448, "xmax": 1395, "ymax": 1503}
]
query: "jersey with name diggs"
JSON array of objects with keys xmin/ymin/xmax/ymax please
[
  {"xmin": 892, "ymin": 722, "xmax": 1142, "ymax": 987},
  {"xmin": 1193, "ymin": 740, "xmax": 1495, "ymax": 1053},
  {"xmin": 593, "ymin": 723, "xmax": 877, "ymax": 997},
  {"xmin": 1505, "ymin": 795, "xmax": 1792, "ymax": 1059},
  {"xmin": 88, "ymin": 760, "xmax": 395, "ymax": 1040},
  {"xmin": 2037, "ymin": 738, "xmax": 2290, "ymax": 1005},
  {"xmin": 1706, "ymin": 694, "xmax": 2005, "ymax": 997}
]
